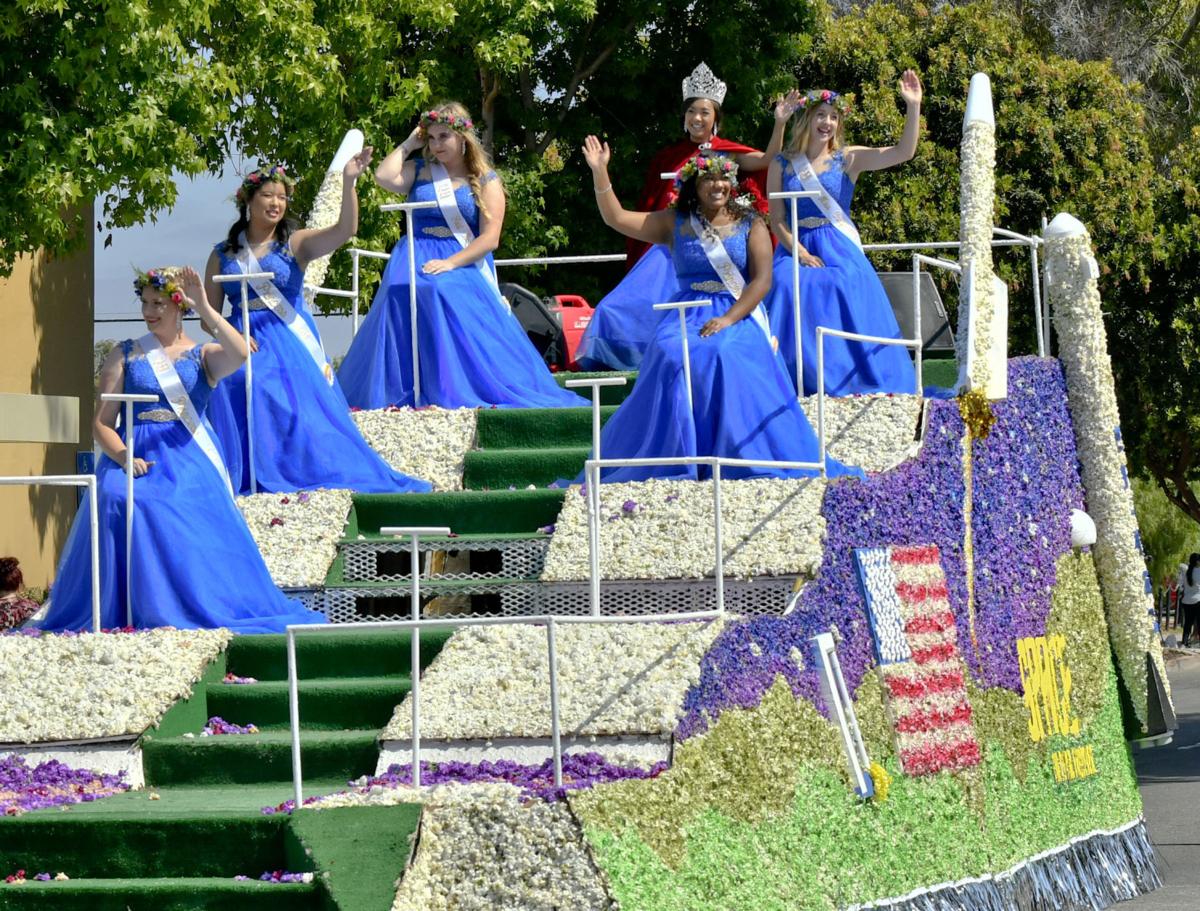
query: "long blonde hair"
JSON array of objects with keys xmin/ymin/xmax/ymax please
[
  {"xmin": 785, "ymin": 95, "xmax": 847, "ymax": 156},
  {"xmin": 421, "ymin": 101, "xmax": 499, "ymax": 218}
]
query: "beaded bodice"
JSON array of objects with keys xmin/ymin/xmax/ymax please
[
  {"xmin": 778, "ymin": 150, "xmax": 855, "ymax": 220},
  {"xmin": 214, "ymin": 241, "xmax": 305, "ymax": 311},
  {"xmin": 671, "ymin": 214, "xmax": 751, "ymax": 286},
  {"xmin": 120, "ymin": 340, "xmax": 211, "ymax": 419},
  {"xmin": 410, "ymin": 159, "xmax": 499, "ymax": 234}
]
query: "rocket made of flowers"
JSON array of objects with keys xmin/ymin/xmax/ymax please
[
  {"xmin": 956, "ymin": 73, "xmax": 1008, "ymax": 399},
  {"xmin": 1043, "ymin": 213, "xmax": 1172, "ymax": 732},
  {"xmin": 302, "ymin": 129, "xmax": 366, "ymax": 301}
]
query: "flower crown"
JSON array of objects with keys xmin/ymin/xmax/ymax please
[
  {"xmin": 796, "ymin": 89, "xmax": 852, "ymax": 116},
  {"xmin": 133, "ymin": 267, "xmax": 189, "ymax": 311},
  {"xmin": 675, "ymin": 153, "xmax": 739, "ymax": 190},
  {"xmin": 236, "ymin": 165, "xmax": 295, "ymax": 206},
  {"xmin": 420, "ymin": 110, "xmax": 474, "ymax": 133}
]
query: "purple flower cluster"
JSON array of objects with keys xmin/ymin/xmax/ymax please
[
  {"xmin": 676, "ymin": 358, "xmax": 1082, "ymax": 738},
  {"xmin": 369, "ymin": 753, "xmax": 667, "ymax": 801},
  {"xmin": 0, "ymin": 755, "xmax": 128, "ymax": 816},
  {"xmin": 201, "ymin": 717, "xmax": 259, "ymax": 736},
  {"xmin": 235, "ymin": 871, "xmax": 313, "ymax": 883}
]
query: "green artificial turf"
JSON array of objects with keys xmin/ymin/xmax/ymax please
[
  {"xmin": 290, "ymin": 804, "xmax": 423, "ymax": 911},
  {"xmin": 462, "ymin": 446, "xmax": 590, "ymax": 490},
  {"xmin": 141, "ymin": 730, "xmax": 380, "ymax": 788},
  {"xmin": 152, "ymin": 652, "xmax": 227, "ymax": 738},
  {"xmin": 225, "ymin": 630, "xmax": 452, "ymax": 681},
  {"xmin": 52, "ymin": 782, "xmax": 352, "ymax": 818},
  {"xmin": 206, "ymin": 676, "xmax": 412, "ymax": 732},
  {"xmin": 0, "ymin": 877, "xmax": 320, "ymax": 911},
  {"xmin": 921, "ymin": 356, "xmax": 957, "ymax": 389},
  {"xmin": 0, "ymin": 815, "xmax": 292, "ymax": 878},
  {"xmin": 553, "ymin": 371, "xmax": 637, "ymax": 405},
  {"xmin": 474, "ymin": 406, "xmax": 619, "ymax": 449},
  {"xmin": 351, "ymin": 489, "xmax": 565, "ymax": 536}
]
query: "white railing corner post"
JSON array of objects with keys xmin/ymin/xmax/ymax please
[
  {"xmin": 712, "ymin": 459, "xmax": 724, "ymax": 614},
  {"xmin": 547, "ymin": 617, "xmax": 563, "ymax": 787},
  {"xmin": 288, "ymin": 628, "xmax": 304, "ymax": 810}
]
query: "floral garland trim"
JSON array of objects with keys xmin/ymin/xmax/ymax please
[
  {"xmin": 236, "ymin": 165, "xmax": 294, "ymax": 206},
  {"xmin": 420, "ymin": 110, "xmax": 474, "ymax": 133},
  {"xmin": 1044, "ymin": 224, "xmax": 1169, "ymax": 727},
  {"xmin": 133, "ymin": 267, "xmax": 189, "ymax": 311},
  {"xmin": 795, "ymin": 89, "xmax": 853, "ymax": 116}
]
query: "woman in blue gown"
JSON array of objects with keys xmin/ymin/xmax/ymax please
[
  {"xmin": 764, "ymin": 75, "xmax": 923, "ymax": 396},
  {"xmin": 41, "ymin": 267, "xmax": 326, "ymax": 632},
  {"xmin": 578, "ymin": 136, "xmax": 862, "ymax": 483},
  {"xmin": 203, "ymin": 156, "xmax": 432, "ymax": 495},
  {"xmin": 338, "ymin": 102, "xmax": 581, "ymax": 410},
  {"xmin": 576, "ymin": 63, "xmax": 796, "ymax": 372}
]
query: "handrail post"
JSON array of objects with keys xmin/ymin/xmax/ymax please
[
  {"xmin": 101, "ymin": 392, "xmax": 158, "ymax": 627},
  {"xmin": 288, "ymin": 628, "xmax": 304, "ymax": 810},
  {"xmin": 816, "ymin": 328, "xmax": 827, "ymax": 478},
  {"xmin": 564, "ymin": 376, "xmax": 628, "ymax": 467},
  {"xmin": 712, "ymin": 459, "xmax": 724, "ymax": 613},
  {"xmin": 653, "ymin": 299, "xmax": 710, "ymax": 412},
  {"xmin": 351, "ymin": 249, "xmax": 362, "ymax": 337},
  {"xmin": 546, "ymin": 617, "xmax": 563, "ymax": 787},
  {"xmin": 791, "ymin": 197, "xmax": 802, "ymax": 398},
  {"xmin": 1030, "ymin": 240, "xmax": 1045, "ymax": 357},
  {"xmin": 380, "ymin": 201, "xmax": 439, "ymax": 406},
  {"xmin": 212, "ymin": 271, "xmax": 276, "ymax": 494},
  {"xmin": 911, "ymin": 255, "xmax": 924, "ymax": 396},
  {"xmin": 585, "ymin": 460, "xmax": 601, "ymax": 615},
  {"xmin": 381, "ymin": 524, "xmax": 451, "ymax": 786}
]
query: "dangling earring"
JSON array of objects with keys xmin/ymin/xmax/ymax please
[{"xmin": 711, "ymin": 124, "xmax": 719, "ymax": 137}]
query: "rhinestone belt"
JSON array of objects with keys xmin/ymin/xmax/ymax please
[
  {"xmin": 689, "ymin": 281, "xmax": 725, "ymax": 293},
  {"xmin": 421, "ymin": 226, "xmax": 455, "ymax": 238},
  {"xmin": 137, "ymin": 408, "xmax": 178, "ymax": 423}
]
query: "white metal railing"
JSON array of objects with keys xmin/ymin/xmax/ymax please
[
  {"xmin": 0, "ymin": 475, "xmax": 101, "ymax": 631},
  {"xmin": 651, "ymin": 299, "xmax": 711, "ymax": 409},
  {"xmin": 769, "ymin": 189, "xmax": 823, "ymax": 396},
  {"xmin": 211, "ymin": 271, "xmax": 274, "ymax": 494},
  {"xmin": 285, "ymin": 561, "xmax": 721, "ymax": 809},
  {"xmin": 377, "ymin": 201, "xmax": 441, "ymax": 405},
  {"xmin": 813, "ymin": 631, "xmax": 874, "ymax": 797},
  {"xmin": 101, "ymin": 392, "xmax": 158, "ymax": 627}
]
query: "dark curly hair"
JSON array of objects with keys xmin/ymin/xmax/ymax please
[
  {"xmin": 673, "ymin": 174, "xmax": 765, "ymax": 225},
  {"xmin": 0, "ymin": 557, "xmax": 23, "ymax": 593}
]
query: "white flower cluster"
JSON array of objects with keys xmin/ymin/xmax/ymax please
[
  {"xmin": 958, "ymin": 119, "xmax": 997, "ymax": 392},
  {"xmin": 302, "ymin": 169, "xmax": 344, "ymax": 296},
  {"xmin": 541, "ymin": 477, "xmax": 827, "ymax": 582},
  {"xmin": 799, "ymin": 394, "xmax": 922, "ymax": 473},
  {"xmin": 0, "ymin": 629, "xmax": 231, "ymax": 743},
  {"xmin": 382, "ymin": 619, "xmax": 727, "ymax": 740},
  {"xmin": 390, "ymin": 783, "xmax": 614, "ymax": 911},
  {"xmin": 352, "ymin": 407, "xmax": 477, "ymax": 491},
  {"xmin": 1044, "ymin": 223, "xmax": 1168, "ymax": 727},
  {"xmin": 237, "ymin": 489, "xmax": 352, "ymax": 587},
  {"xmin": 856, "ymin": 547, "xmax": 911, "ymax": 664}
]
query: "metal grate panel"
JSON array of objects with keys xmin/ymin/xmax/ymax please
[{"xmin": 339, "ymin": 538, "xmax": 549, "ymax": 583}]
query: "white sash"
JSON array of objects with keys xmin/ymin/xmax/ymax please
[
  {"xmin": 137, "ymin": 333, "xmax": 234, "ymax": 497},
  {"xmin": 689, "ymin": 215, "xmax": 773, "ymax": 343},
  {"xmin": 234, "ymin": 234, "xmax": 335, "ymax": 384},
  {"xmin": 788, "ymin": 154, "xmax": 863, "ymax": 250},
  {"xmin": 428, "ymin": 161, "xmax": 508, "ymax": 310}
]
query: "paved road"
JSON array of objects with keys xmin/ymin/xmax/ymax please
[{"xmin": 1121, "ymin": 651, "xmax": 1200, "ymax": 909}]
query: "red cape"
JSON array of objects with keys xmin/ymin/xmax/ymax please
[{"xmin": 625, "ymin": 136, "xmax": 769, "ymax": 269}]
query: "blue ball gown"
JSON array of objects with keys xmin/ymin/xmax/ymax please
[
  {"xmin": 40, "ymin": 341, "xmax": 327, "ymax": 633},
  {"xmin": 205, "ymin": 241, "xmax": 431, "ymax": 495},
  {"xmin": 585, "ymin": 215, "xmax": 863, "ymax": 483},
  {"xmin": 765, "ymin": 150, "xmax": 917, "ymax": 396},
  {"xmin": 337, "ymin": 160, "xmax": 582, "ymax": 409},
  {"xmin": 574, "ymin": 243, "xmax": 678, "ymax": 371}
]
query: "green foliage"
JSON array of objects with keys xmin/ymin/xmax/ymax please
[{"xmin": 1132, "ymin": 475, "xmax": 1200, "ymax": 585}]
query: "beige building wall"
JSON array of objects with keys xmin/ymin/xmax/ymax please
[{"xmin": 0, "ymin": 224, "xmax": 94, "ymax": 588}]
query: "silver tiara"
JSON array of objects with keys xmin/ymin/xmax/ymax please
[{"xmin": 682, "ymin": 62, "xmax": 727, "ymax": 105}]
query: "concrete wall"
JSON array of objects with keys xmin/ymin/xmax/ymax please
[{"xmin": 0, "ymin": 224, "xmax": 94, "ymax": 588}]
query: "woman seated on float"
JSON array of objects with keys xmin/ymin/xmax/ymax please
[
  {"xmin": 764, "ymin": 71, "xmax": 923, "ymax": 396},
  {"xmin": 576, "ymin": 61, "xmax": 797, "ymax": 372},
  {"xmin": 338, "ymin": 102, "xmax": 580, "ymax": 410},
  {"xmin": 577, "ymin": 136, "xmax": 862, "ymax": 483},
  {"xmin": 40, "ymin": 267, "xmax": 326, "ymax": 632},
  {"xmin": 203, "ymin": 155, "xmax": 431, "ymax": 495}
]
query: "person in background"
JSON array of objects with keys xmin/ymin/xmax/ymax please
[
  {"xmin": 0, "ymin": 558, "xmax": 39, "ymax": 630},
  {"xmin": 1177, "ymin": 554, "xmax": 1200, "ymax": 647}
]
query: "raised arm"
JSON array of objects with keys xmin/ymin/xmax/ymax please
[
  {"xmin": 423, "ymin": 177, "xmax": 507, "ymax": 275},
  {"xmin": 700, "ymin": 218, "xmax": 774, "ymax": 337},
  {"xmin": 178, "ymin": 266, "xmax": 248, "ymax": 383},
  {"xmin": 93, "ymin": 347, "xmax": 151, "ymax": 476},
  {"xmin": 582, "ymin": 136, "xmax": 673, "ymax": 246},
  {"xmin": 844, "ymin": 70, "xmax": 922, "ymax": 180},
  {"xmin": 737, "ymin": 90, "xmax": 801, "ymax": 173},
  {"xmin": 375, "ymin": 127, "xmax": 424, "ymax": 194},
  {"xmin": 290, "ymin": 148, "xmax": 375, "ymax": 269}
]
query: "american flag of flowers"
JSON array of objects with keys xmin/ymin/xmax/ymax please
[{"xmin": 854, "ymin": 544, "xmax": 981, "ymax": 776}]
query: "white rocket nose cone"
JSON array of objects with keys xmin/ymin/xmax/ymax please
[
  {"xmin": 963, "ymin": 73, "xmax": 994, "ymax": 129},
  {"xmin": 1044, "ymin": 212, "xmax": 1089, "ymax": 239},
  {"xmin": 1070, "ymin": 509, "xmax": 1098, "ymax": 548},
  {"xmin": 330, "ymin": 129, "xmax": 366, "ymax": 172}
]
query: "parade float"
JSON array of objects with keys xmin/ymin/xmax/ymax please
[{"xmin": 0, "ymin": 75, "xmax": 1172, "ymax": 910}]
